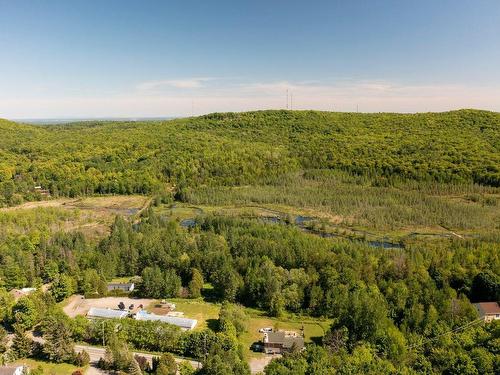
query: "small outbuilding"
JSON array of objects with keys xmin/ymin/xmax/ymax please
[
  {"xmin": 474, "ymin": 302, "xmax": 500, "ymax": 323},
  {"xmin": 87, "ymin": 307, "xmax": 128, "ymax": 319},
  {"xmin": 107, "ymin": 282, "xmax": 135, "ymax": 292}
]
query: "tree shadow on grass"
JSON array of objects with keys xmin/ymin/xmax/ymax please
[
  {"xmin": 206, "ymin": 318, "xmax": 219, "ymax": 331},
  {"xmin": 309, "ymin": 335, "xmax": 323, "ymax": 345},
  {"xmin": 201, "ymin": 287, "xmax": 218, "ymax": 303}
]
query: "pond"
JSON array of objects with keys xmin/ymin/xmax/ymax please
[
  {"xmin": 167, "ymin": 205, "xmax": 405, "ymax": 249},
  {"xmin": 180, "ymin": 218, "xmax": 197, "ymax": 228}
]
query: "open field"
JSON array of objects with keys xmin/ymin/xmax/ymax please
[
  {"xmin": 63, "ymin": 294, "xmax": 329, "ymax": 361},
  {"xmin": 2, "ymin": 195, "xmax": 149, "ymax": 214},
  {"xmin": 241, "ymin": 308, "xmax": 331, "ymax": 359},
  {"xmin": 0, "ymin": 195, "xmax": 150, "ymax": 240},
  {"xmin": 157, "ymin": 187, "xmax": 500, "ymax": 246},
  {"xmin": 150, "ymin": 297, "xmax": 330, "ymax": 359},
  {"xmin": 63, "ymin": 295, "xmax": 155, "ymax": 318},
  {"xmin": 13, "ymin": 358, "xmax": 83, "ymax": 374},
  {"xmin": 154, "ymin": 298, "xmax": 221, "ymax": 330}
]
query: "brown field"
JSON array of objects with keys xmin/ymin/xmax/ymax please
[
  {"xmin": 0, "ymin": 195, "xmax": 150, "ymax": 240},
  {"xmin": 63, "ymin": 295, "xmax": 156, "ymax": 318}
]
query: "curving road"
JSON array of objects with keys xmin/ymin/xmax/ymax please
[{"xmin": 75, "ymin": 344, "xmax": 201, "ymax": 374}]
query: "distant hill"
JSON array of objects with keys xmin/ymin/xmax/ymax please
[{"xmin": 0, "ymin": 109, "xmax": 499, "ymax": 205}]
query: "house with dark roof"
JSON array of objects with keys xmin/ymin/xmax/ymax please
[
  {"xmin": 474, "ymin": 302, "xmax": 500, "ymax": 323},
  {"xmin": 263, "ymin": 331, "xmax": 305, "ymax": 354}
]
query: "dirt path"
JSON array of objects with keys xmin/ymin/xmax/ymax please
[
  {"xmin": 249, "ymin": 355, "xmax": 279, "ymax": 374},
  {"xmin": 0, "ymin": 198, "xmax": 78, "ymax": 211}
]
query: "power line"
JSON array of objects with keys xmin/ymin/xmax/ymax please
[{"xmin": 408, "ymin": 318, "xmax": 483, "ymax": 350}]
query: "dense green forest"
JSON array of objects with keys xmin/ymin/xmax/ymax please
[
  {"xmin": 0, "ymin": 209, "xmax": 499, "ymax": 374},
  {"xmin": 0, "ymin": 110, "xmax": 499, "ymax": 374},
  {"xmin": 1, "ymin": 109, "xmax": 499, "ymax": 207}
]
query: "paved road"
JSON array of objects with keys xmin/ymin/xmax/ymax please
[
  {"xmin": 33, "ymin": 334, "xmax": 267, "ymax": 374},
  {"xmin": 75, "ymin": 344, "xmax": 201, "ymax": 374}
]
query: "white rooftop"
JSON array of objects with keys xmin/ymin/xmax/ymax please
[
  {"xmin": 135, "ymin": 310, "xmax": 197, "ymax": 330},
  {"xmin": 87, "ymin": 307, "xmax": 128, "ymax": 319}
]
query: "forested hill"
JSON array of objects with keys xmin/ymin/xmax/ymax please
[{"xmin": 0, "ymin": 109, "xmax": 499, "ymax": 205}]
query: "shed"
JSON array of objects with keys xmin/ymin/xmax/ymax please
[{"xmin": 107, "ymin": 282, "xmax": 135, "ymax": 292}]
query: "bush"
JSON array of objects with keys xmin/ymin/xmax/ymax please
[
  {"xmin": 74, "ymin": 350, "xmax": 90, "ymax": 367},
  {"xmin": 134, "ymin": 354, "xmax": 150, "ymax": 372}
]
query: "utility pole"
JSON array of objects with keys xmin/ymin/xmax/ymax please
[
  {"xmin": 102, "ymin": 321, "xmax": 106, "ymax": 347},
  {"xmin": 286, "ymin": 89, "xmax": 289, "ymax": 110}
]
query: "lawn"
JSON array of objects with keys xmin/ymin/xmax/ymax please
[
  {"xmin": 153, "ymin": 298, "xmax": 221, "ymax": 330},
  {"xmin": 14, "ymin": 358, "xmax": 83, "ymax": 374},
  {"xmin": 242, "ymin": 308, "xmax": 331, "ymax": 358},
  {"xmin": 149, "ymin": 296, "xmax": 330, "ymax": 359},
  {"xmin": 0, "ymin": 195, "xmax": 151, "ymax": 241}
]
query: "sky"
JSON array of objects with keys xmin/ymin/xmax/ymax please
[{"xmin": 1, "ymin": 0, "xmax": 500, "ymax": 118}]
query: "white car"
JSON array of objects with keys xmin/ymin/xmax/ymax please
[{"xmin": 259, "ymin": 327, "xmax": 273, "ymax": 333}]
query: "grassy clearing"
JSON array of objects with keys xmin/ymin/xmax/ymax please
[
  {"xmin": 71, "ymin": 195, "xmax": 149, "ymax": 210},
  {"xmin": 152, "ymin": 298, "xmax": 221, "ymax": 330},
  {"xmin": 0, "ymin": 195, "xmax": 149, "ymax": 240},
  {"xmin": 241, "ymin": 308, "xmax": 331, "ymax": 359},
  {"xmin": 13, "ymin": 358, "xmax": 83, "ymax": 374},
  {"xmin": 159, "ymin": 171, "xmax": 500, "ymax": 242},
  {"xmin": 186, "ymin": 182, "xmax": 499, "ymax": 233},
  {"xmin": 151, "ymin": 297, "xmax": 330, "ymax": 359}
]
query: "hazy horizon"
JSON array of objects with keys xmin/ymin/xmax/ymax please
[
  {"xmin": 8, "ymin": 107, "xmax": 499, "ymax": 125},
  {"xmin": 1, "ymin": 0, "xmax": 500, "ymax": 118}
]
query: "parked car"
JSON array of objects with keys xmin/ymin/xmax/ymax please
[
  {"xmin": 251, "ymin": 343, "xmax": 264, "ymax": 352},
  {"xmin": 259, "ymin": 327, "xmax": 273, "ymax": 333}
]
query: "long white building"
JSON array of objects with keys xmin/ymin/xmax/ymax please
[
  {"xmin": 135, "ymin": 310, "xmax": 197, "ymax": 330},
  {"xmin": 87, "ymin": 307, "xmax": 128, "ymax": 319}
]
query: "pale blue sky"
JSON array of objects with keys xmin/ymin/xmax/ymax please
[{"xmin": 1, "ymin": 0, "xmax": 499, "ymax": 118}]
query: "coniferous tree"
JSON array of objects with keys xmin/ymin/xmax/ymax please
[
  {"xmin": 11, "ymin": 326, "xmax": 32, "ymax": 359},
  {"xmin": 43, "ymin": 316, "xmax": 75, "ymax": 363},
  {"xmin": 188, "ymin": 268, "xmax": 204, "ymax": 298}
]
